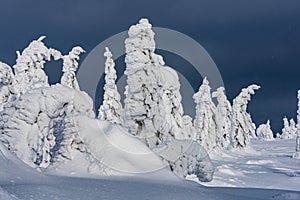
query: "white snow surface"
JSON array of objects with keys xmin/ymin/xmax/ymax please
[
  {"xmin": 2, "ymin": 139, "xmax": 300, "ymax": 200},
  {"xmin": 193, "ymin": 139, "xmax": 300, "ymax": 192}
]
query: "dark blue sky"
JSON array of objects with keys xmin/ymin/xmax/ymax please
[{"xmin": 1, "ymin": 0, "xmax": 300, "ymax": 133}]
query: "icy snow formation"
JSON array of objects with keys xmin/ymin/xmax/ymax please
[
  {"xmin": 0, "ymin": 84, "xmax": 95, "ymax": 168},
  {"xmin": 12, "ymin": 36, "xmax": 59, "ymax": 96},
  {"xmin": 212, "ymin": 86, "xmax": 232, "ymax": 148},
  {"xmin": 98, "ymin": 47, "xmax": 123, "ymax": 124},
  {"xmin": 256, "ymin": 120, "xmax": 274, "ymax": 141},
  {"xmin": 280, "ymin": 117, "xmax": 297, "ymax": 139},
  {"xmin": 123, "ymin": 18, "xmax": 184, "ymax": 147},
  {"xmin": 193, "ymin": 77, "xmax": 219, "ymax": 153},
  {"xmin": 156, "ymin": 140, "xmax": 214, "ymax": 182},
  {"xmin": 0, "ymin": 62, "xmax": 14, "ymax": 110},
  {"xmin": 61, "ymin": 46, "xmax": 85, "ymax": 90},
  {"xmin": 231, "ymin": 84, "xmax": 260, "ymax": 148}
]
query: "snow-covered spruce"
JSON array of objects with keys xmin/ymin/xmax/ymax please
[
  {"xmin": 156, "ymin": 140, "xmax": 214, "ymax": 182},
  {"xmin": 11, "ymin": 36, "xmax": 60, "ymax": 96},
  {"xmin": 280, "ymin": 117, "xmax": 297, "ymax": 139},
  {"xmin": 61, "ymin": 47, "xmax": 85, "ymax": 90},
  {"xmin": 123, "ymin": 18, "xmax": 184, "ymax": 147},
  {"xmin": 212, "ymin": 86, "xmax": 232, "ymax": 148},
  {"xmin": 231, "ymin": 84, "xmax": 260, "ymax": 148},
  {"xmin": 293, "ymin": 90, "xmax": 300, "ymax": 158},
  {"xmin": 0, "ymin": 84, "xmax": 96, "ymax": 168},
  {"xmin": 98, "ymin": 47, "xmax": 123, "ymax": 124},
  {"xmin": 0, "ymin": 62, "xmax": 14, "ymax": 110},
  {"xmin": 193, "ymin": 77, "xmax": 219, "ymax": 153},
  {"xmin": 256, "ymin": 120, "xmax": 274, "ymax": 141}
]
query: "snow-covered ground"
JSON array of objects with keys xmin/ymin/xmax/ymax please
[
  {"xmin": 190, "ymin": 139, "xmax": 300, "ymax": 192},
  {"xmin": 1, "ymin": 138, "xmax": 300, "ymax": 200}
]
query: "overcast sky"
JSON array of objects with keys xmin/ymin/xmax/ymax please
[{"xmin": 1, "ymin": 0, "xmax": 300, "ymax": 133}]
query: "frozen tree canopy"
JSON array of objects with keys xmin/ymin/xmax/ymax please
[
  {"xmin": 61, "ymin": 46, "xmax": 85, "ymax": 90},
  {"xmin": 212, "ymin": 86, "xmax": 232, "ymax": 148},
  {"xmin": 231, "ymin": 84, "xmax": 260, "ymax": 148},
  {"xmin": 98, "ymin": 47, "xmax": 123, "ymax": 124},
  {"xmin": 12, "ymin": 36, "xmax": 53, "ymax": 95},
  {"xmin": 193, "ymin": 77, "xmax": 220, "ymax": 153},
  {"xmin": 256, "ymin": 120, "xmax": 274, "ymax": 141},
  {"xmin": 0, "ymin": 62, "xmax": 14, "ymax": 110},
  {"xmin": 123, "ymin": 18, "xmax": 184, "ymax": 147}
]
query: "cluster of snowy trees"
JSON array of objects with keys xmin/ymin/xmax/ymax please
[
  {"xmin": 276, "ymin": 117, "xmax": 298, "ymax": 139},
  {"xmin": 99, "ymin": 19, "xmax": 261, "ymax": 156}
]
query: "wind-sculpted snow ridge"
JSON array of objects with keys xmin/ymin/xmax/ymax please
[
  {"xmin": 231, "ymin": 84, "xmax": 260, "ymax": 149},
  {"xmin": 256, "ymin": 120, "xmax": 274, "ymax": 141}
]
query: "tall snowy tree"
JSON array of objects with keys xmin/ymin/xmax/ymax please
[
  {"xmin": 61, "ymin": 47, "xmax": 85, "ymax": 90},
  {"xmin": 231, "ymin": 84, "xmax": 260, "ymax": 148},
  {"xmin": 193, "ymin": 77, "xmax": 219, "ymax": 152},
  {"xmin": 212, "ymin": 86, "xmax": 232, "ymax": 148},
  {"xmin": 98, "ymin": 47, "xmax": 123, "ymax": 125},
  {"xmin": 293, "ymin": 90, "xmax": 300, "ymax": 158},
  {"xmin": 256, "ymin": 120, "xmax": 274, "ymax": 140},
  {"xmin": 0, "ymin": 62, "xmax": 14, "ymax": 110},
  {"xmin": 12, "ymin": 36, "xmax": 52, "ymax": 95},
  {"xmin": 281, "ymin": 116, "xmax": 293, "ymax": 139},
  {"xmin": 124, "ymin": 18, "xmax": 185, "ymax": 147}
]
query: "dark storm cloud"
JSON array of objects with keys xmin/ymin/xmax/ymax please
[{"xmin": 0, "ymin": 0, "xmax": 300, "ymax": 133}]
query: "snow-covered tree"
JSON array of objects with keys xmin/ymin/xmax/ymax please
[
  {"xmin": 12, "ymin": 36, "xmax": 54, "ymax": 95},
  {"xmin": 61, "ymin": 47, "xmax": 85, "ymax": 90},
  {"xmin": 256, "ymin": 120, "xmax": 274, "ymax": 140},
  {"xmin": 293, "ymin": 90, "xmax": 300, "ymax": 158},
  {"xmin": 0, "ymin": 62, "xmax": 14, "ymax": 110},
  {"xmin": 212, "ymin": 86, "xmax": 232, "ymax": 148},
  {"xmin": 98, "ymin": 47, "xmax": 123, "ymax": 124},
  {"xmin": 290, "ymin": 119, "xmax": 297, "ymax": 136},
  {"xmin": 282, "ymin": 117, "xmax": 290, "ymax": 137},
  {"xmin": 280, "ymin": 116, "xmax": 296, "ymax": 139},
  {"xmin": 124, "ymin": 18, "xmax": 184, "ymax": 147},
  {"xmin": 193, "ymin": 77, "xmax": 219, "ymax": 152},
  {"xmin": 231, "ymin": 84, "xmax": 260, "ymax": 148}
]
